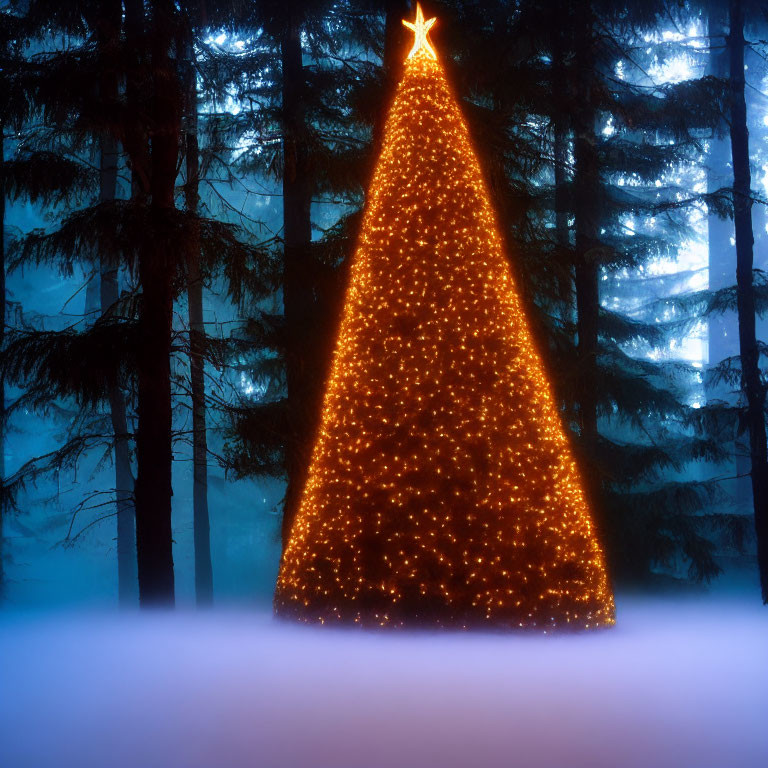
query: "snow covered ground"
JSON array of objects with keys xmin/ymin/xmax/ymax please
[{"xmin": 1, "ymin": 595, "xmax": 767, "ymax": 768}]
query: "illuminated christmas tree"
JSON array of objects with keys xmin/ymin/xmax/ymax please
[{"xmin": 274, "ymin": 5, "xmax": 615, "ymax": 630}]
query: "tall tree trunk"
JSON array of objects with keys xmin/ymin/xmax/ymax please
[
  {"xmin": 383, "ymin": 0, "xmax": 408, "ymax": 73},
  {"xmin": 94, "ymin": 0, "xmax": 138, "ymax": 606},
  {"xmin": 553, "ymin": 122, "xmax": 569, "ymax": 251},
  {"xmin": 745, "ymin": 15, "xmax": 768, "ymax": 270},
  {"xmin": 708, "ymin": 0, "xmax": 735, "ymax": 371},
  {"xmin": 181, "ymin": 10, "xmax": 213, "ymax": 606},
  {"xmin": 104, "ymin": 289, "xmax": 138, "ymax": 604},
  {"xmin": 133, "ymin": 0, "xmax": 179, "ymax": 605},
  {"xmin": 365, "ymin": 0, "xmax": 408, "ymax": 163},
  {"xmin": 280, "ymin": 14, "xmax": 314, "ymax": 548},
  {"xmin": 376, "ymin": 0, "xmax": 408, "ymax": 145},
  {"xmin": 124, "ymin": 0, "xmax": 151, "ymax": 201},
  {"xmin": 728, "ymin": 0, "xmax": 768, "ymax": 603},
  {"xmin": 551, "ymin": 2, "xmax": 570, "ymax": 289},
  {"xmin": 0, "ymin": 125, "xmax": 6, "ymax": 597},
  {"xmin": 84, "ymin": 272, "xmax": 101, "ymax": 317},
  {"xmin": 706, "ymin": 0, "xmax": 752, "ymax": 513},
  {"xmin": 571, "ymin": 4, "xmax": 600, "ymax": 448},
  {"xmin": 364, "ymin": 0, "xmax": 409, "ymax": 185}
]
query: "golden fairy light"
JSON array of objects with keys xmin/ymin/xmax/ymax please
[{"xmin": 274, "ymin": 4, "xmax": 615, "ymax": 630}]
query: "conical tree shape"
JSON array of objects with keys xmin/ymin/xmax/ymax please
[{"xmin": 275, "ymin": 8, "xmax": 615, "ymax": 630}]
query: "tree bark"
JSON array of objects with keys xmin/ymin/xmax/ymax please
[
  {"xmin": 728, "ymin": 0, "xmax": 768, "ymax": 603},
  {"xmin": 0, "ymin": 125, "xmax": 6, "ymax": 597},
  {"xmin": 553, "ymin": 121, "xmax": 569, "ymax": 251},
  {"xmin": 364, "ymin": 0, "xmax": 409, "ymax": 169},
  {"xmin": 381, "ymin": 1, "xmax": 408, "ymax": 114},
  {"xmin": 384, "ymin": 0, "xmax": 408, "ymax": 71},
  {"xmin": 281, "ymin": 14, "xmax": 314, "ymax": 549},
  {"xmin": 366, "ymin": 0, "xmax": 408, "ymax": 155},
  {"xmin": 133, "ymin": 0, "xmax": 179, "ymax": 605},
  {"xmin": 94, "ymin": 0, "xmax": 139, "ymax": 606},
  {"xmin": 124, "ymin": 0, "xmax": 151, "ymax": 201},
  {"xmin": 550, "ymin": 1, "xmax": 570, "ymax": 258},
  {"xmin": 707, "ymin": 0, "xmax": 735, "ymax": 372},
  {"xmin": 181, "ymin": 8, "xmax": 213, "ymax": 606},
  {"xmin": 571, "ymin": 3, "xmax": 600, "ymax": 447},
  {"xmin": 705, "ymin": 0, "xmax": 752, "ymax": 516}
]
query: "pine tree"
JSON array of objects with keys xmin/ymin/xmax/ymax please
[
  {"xmin": 275, "ymin": 5, "xmax": 615, "ymax": 629},
  {"xmin": 0, "ymin": 2, "xmax": 99, "ymax": 596},
  {"xmin": 1, "ymin": 0, "xmax": 269, "ymax": 605}
]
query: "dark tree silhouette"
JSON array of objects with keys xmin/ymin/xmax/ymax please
[
  {"xmin": 728, "ymin": 0, "xmax": 768, "ymax": 602},
  {"xmin": 180, "ymin": 1, "xmax": 214, "ymax": 606}
]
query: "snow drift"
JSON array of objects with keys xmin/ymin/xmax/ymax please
[{"xmin": 1, "ymin": 596, "xmax": 766, "ymax": 768}]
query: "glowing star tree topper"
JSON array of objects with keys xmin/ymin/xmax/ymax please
[
  {"xmin": 402, "ymin": 3, "xmax": 437, "ymax": 60},
  {"xmin": 274, "ymin": 6, "xmax": 616, "ymax": 630}
]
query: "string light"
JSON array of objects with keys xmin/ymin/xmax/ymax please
[{"xmin": 274, "ymin": 6, "xmax": 615, "ymax": 630}]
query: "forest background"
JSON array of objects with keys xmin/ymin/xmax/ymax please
[{"xmin": 1, "ymin": 0, "xmax": 767, "ymax": 608}]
